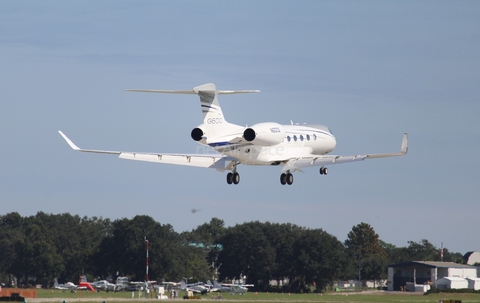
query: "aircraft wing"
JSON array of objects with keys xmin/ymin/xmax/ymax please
[
  {"xmin": 58, "ymin": 131, "xmax": 228, "ymax": 171},
  {"xmin": 282, "ymin": 133, "xmax": 408, "ymax": 171}
]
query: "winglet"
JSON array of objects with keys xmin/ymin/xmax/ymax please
[
  {"xmin": 365, "ymin": 133, "xmax": 408, "ymax": 159},
  {"xmin": 58, "ymin": 131, "xmax": 81, "ymax": 151},
  {"xmin": 58, "ymin": 131, "xmax": 121, "ymax": 154},
  {"xmin": 400, "ymin": 133, "xmax": 408, "ymax": 155}
]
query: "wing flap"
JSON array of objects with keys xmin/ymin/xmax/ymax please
[
  {"xmin": 119, "ymin": 152, "xmax": 226, "ymax": 170},
  {"xmin": 282, "ymin": 155, "xmax": 367, "ymax": 171},
  {"xmin": 59, "ymin": 131, "xmax": 227, "ymax": 171},
  {"xmin": 281, "ymin": 133, "xmax": 408, "ymax": 171}
]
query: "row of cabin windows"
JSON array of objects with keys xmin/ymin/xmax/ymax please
[{"xmin": 286, "ymin": 134, "xmax": 317, "ymax": 143}]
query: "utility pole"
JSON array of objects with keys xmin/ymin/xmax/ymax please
[
  {"xmin": 440, "ymin": 242, "xmax": 444, "ymax": 261},
  {"xmin": 145, "ymin": 237, "xmax": 149, "ymax": 282}
]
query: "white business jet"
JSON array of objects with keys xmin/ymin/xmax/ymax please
[{"xmin": 59, "ymin": 83, "xmax": 407, "ymax": 185}]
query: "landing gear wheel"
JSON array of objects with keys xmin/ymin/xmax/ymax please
[
  {"xmin": 320, "ymin": 167, "xmax": 328, "ymax": 175},
  {"xmin": 233, "ymin": 172, "xmax": 240, "ymax": 184},
  {"xmin": 286, "ymin": 173, "xmax": 293, "ymax": 185},
  {"xmin": 226, "ymin": 172, "xmax": 233, "ymax": 184},
  {"xmin": 280, "ymin": 173, "xmax": 287, "ymax": 185}
]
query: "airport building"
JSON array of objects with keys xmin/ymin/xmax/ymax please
[{"xmin": 387, "ymin": 261, "xmax": 478, "ymax": 292}]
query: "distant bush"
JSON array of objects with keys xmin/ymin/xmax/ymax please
[
  {"xmin": 425, "ymin": 288, "xmax": 480, "ymax": 295},
  {"xmin": 183, "ymin": 295, "xmax": 201, "ymax": 299}
]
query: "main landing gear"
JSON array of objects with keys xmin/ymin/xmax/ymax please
[
  {"xmin": 226, "ymin": 172, "xmax": 240, "ymax": 185},
  {"xmin": 226, "ymin": 162, "xmax": 240, "ymax": 185},
  {"xmin": 227, "ymin": 166, "xmax": 328, "ymax": 185},
  {"xmin": 280, "ymin": 171, "xmax": 294, "ymax": 185}
]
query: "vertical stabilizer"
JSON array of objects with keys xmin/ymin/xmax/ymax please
[{"xmin": 193, "ymin": 83, "xmax": 226, "ymax": 137}]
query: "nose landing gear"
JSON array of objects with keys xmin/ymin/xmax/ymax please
[{"xmin": 320, "ymin": 166, "xmax": 328, "ymax": 175}]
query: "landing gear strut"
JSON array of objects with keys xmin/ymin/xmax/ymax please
[{"xmin": 280, "ymin": 171, "xmax": 293, "ymax": 185}]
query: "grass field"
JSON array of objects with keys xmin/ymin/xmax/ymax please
[{"xmin": 23, "ymin": 289, "xmax": 480, "ymax": 303}]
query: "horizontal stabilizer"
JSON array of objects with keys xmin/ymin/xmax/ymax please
[
  {"xmin": 126, "ymin": 89, "xmax": 260, "ymax": 95},
  {"xmin": 126, "ymin": 83, "xmax": 259, "ymax": 95}
]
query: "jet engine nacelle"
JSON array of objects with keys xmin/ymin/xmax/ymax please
[
  {"xmin": 191, "ymin": 124, "xmax": 207, "ymax": 144},
  {"xmin": 243, "ymin": 122, "xmax": 286, "ymax": 146}
]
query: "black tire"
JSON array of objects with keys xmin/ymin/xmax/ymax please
[
  {"xmin": 226, "ymin": 172, "xmax": 233, "ymax": 184},
  {"xmin": 233, "ymin": 172, "xmax": 240, "ymax": 184},
  {"xmin": 286, "ymin": 173, "xmax": 293, "ymax": 185},
  {"xmin": 280, "ymin": 173, "xmax": 287, "ymax": 185},
  {"xmin": 320, "ymin": 167, "xmax": 328, "ymax": 175}
]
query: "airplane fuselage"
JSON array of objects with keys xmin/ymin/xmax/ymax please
[{"xmin": 204, "ymin": 123, "xmax": 336, "ymax": 166}]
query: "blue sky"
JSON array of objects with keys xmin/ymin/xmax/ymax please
[{"xmin": 1, "ymin": 1, "xmax": 479, "ymax": 254}]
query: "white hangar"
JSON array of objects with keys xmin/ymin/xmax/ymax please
[{"xmin": 387, "ymin": 261, "xmax": 478, "ymax": 291}]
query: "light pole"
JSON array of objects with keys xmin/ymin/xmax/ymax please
[{"xmin": 145, "ymin": 237, "xmax": 149, "ymax": 282}]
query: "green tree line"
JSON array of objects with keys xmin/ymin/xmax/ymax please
[{"xmin": 0, "ymin": 212, "xmax": 464, "ymax": 292}]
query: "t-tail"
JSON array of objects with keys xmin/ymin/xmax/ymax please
[
  {"xmin": 126, "ymin": 83, "xmax": 259, "ymax": 139},
  {"xmin": 193, "ymin": 83, "xmax": 229, "ymax": 138}
]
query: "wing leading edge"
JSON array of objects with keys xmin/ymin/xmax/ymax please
[
  {"xmin": 58, "ymin": 131, "xmax": 228, "ymax": 171},
  {"xmin": 282, "ymin": 133, "xmax": 408, "ymax": 171}
]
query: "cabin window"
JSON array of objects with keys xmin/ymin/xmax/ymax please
[
  {"xmin": 313, "ymin": 134, "xmax": 317, "ymax": 140},
  {"xmin": 306, "ymin": 134, "xmax": 310, "ymax": 141},
  {"xmin": 287, "ymin": 136, "xmax": 291, "ymax": 142},
  {"xmin": 300, "ymin": 135, "xmax": 304, "ymax": 141},
  {"xmin": 293, "ymin": 135, "xmax": 297, "ymax": 142}
]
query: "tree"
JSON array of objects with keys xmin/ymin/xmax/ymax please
[
  {"xmin": 404, "ymin": 239, "xmax": 462, "ymax": 263},
  {"xmin": 345, "ymin": 222, "xmax": 387, "ymax": 284},
  {"xmin": 181, "ymin": 217, "xmax": 227, "ymax": 281},
  {"xmin": 406, "ymin": 239, "xmax": 439, "ymax": 261},
  {"xmin": 93, "ymin": 215, "xmax": 190, "ymax": 282},
  {"xmin": 10, "ymin": 214, "xmax": 64, "ymax": 287},
  {"xmin": 266, "ymin": 223, "xmax": 302, "ymax": 286},
  {"xmin": 0, "ymin": 212, "xmax": 469, "ymax": 290},
  {"xmin": 184, "ymin": 218, "xmax": 225, "ymax": 245},
  {"xmin": 293, "ymin": 229, "xmax": 347, "ymax": 292},
  {"xmin": 217, "ymin": 221, "xmax": 276, "ymax": 289},
  {"xmin": 0, "ymin": 213, "xmax": 24, "ymax": 285}
]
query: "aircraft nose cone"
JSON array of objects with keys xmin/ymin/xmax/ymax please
[{"xmin": 330, "ymin": 137, "xmax": 337, "ymax": 151}]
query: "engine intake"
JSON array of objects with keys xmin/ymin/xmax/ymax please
[
  {"xmin": 191, "ymin": 127, "xmax": 204, "ymax": 141},
  {"xmin": 243, "ymin": 122, "xmax": 285, "ymax": 146},
  {"xmin": 243, "ymin": 128, "xmax": 256, "ymax": 141}
]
